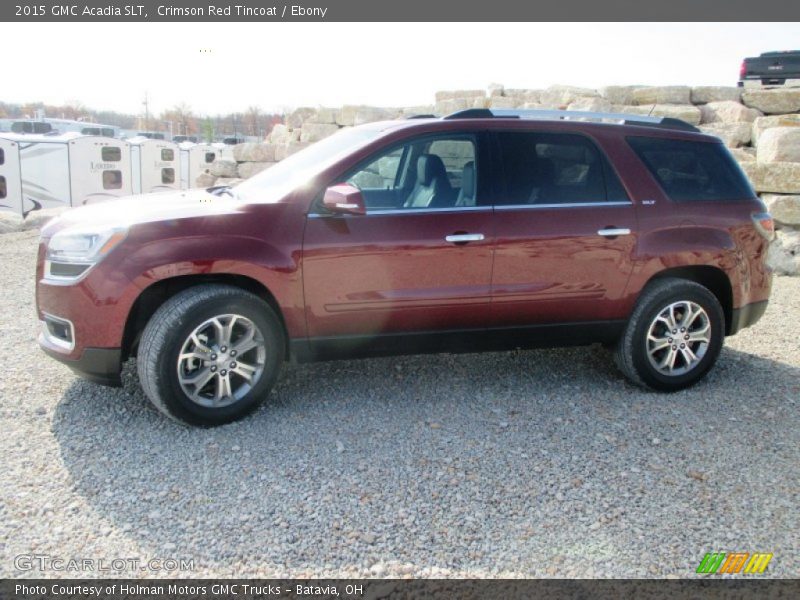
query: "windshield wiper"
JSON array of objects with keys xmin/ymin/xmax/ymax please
[{"xmin": 208, "ymin": 185, "xmax": 238, "ymax": 198}]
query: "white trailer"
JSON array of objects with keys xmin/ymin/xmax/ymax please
[
  {"xmin": 129, "ymin": 137, "xmax": 180, "ymax": 194},
  {"xmin": 178, "ymin": 142, "xmax": 219, "ymax": 189},
  {"xmin": 1, "ymin": 133, "xmax": 133, "ymax": 213},
  {"xmin": 0, "ymin": 137, "xmax": 23, "ymax": 215}
]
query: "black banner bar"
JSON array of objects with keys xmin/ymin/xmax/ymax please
[
  {"xmin": 2, "ymin": 0, "xmax": 800, "ymax": 22},
  {"xmin": 3, "ymin": 579, "xmax": 800, "ymax": 600}
]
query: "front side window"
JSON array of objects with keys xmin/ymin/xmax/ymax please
[
  {"xmin": 0, "ymin": 175, "xmax": 6, "ymax": 199},
  {"xmin": 495, "ymin": 132, "xmax": 627, "ymax": 205},
  {"xmin": 103, "ymin": 170, "xmax": 122, "ymax": 190},
  {"xmin": 627, "ymin": 136, "xmax": 755, "ymax": 202},
  {"xmin": 162, "ymin": 168, "xmax": 175, "ymax": 184},
  {"xmin": 161, "ymin": 148, "xmax": 175, "ymax": 161},
  {"xmin": 342, "ymin": 135, "xmax": 479, "ymax": 211}
]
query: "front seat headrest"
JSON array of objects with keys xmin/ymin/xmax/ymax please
[
  {"xmin": 461, "ymin": 161, "xmax": 475, "ymax": 198},
  {"xmin": 417, "ymin": 154, "xmax": 447, "ymax": 186}
]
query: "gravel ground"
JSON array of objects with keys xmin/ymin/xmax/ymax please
[{"xmin": 0, "ymin": 229, "xmax": 797, "ymax": 579}]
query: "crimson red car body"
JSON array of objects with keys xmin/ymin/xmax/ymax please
[{"xmin": 36, "ymin": 114, "xmax": 772, "ymax": 394}]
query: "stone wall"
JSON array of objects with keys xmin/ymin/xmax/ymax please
[{"xmin": 198, "ymin": 84, "xmax": 800, "ymax": 275}]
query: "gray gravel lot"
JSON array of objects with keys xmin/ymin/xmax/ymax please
[{"xmin": 0, "ymin": 229, "xmax": 798, "ymax": 578}]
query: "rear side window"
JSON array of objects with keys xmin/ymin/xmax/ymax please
[
  {"xmin": 495, "ymin": 132, "xmax": 629, "ymax": 205},
  {"xmin": 0, "ymin": 176, "xmax": 6, "ymax": 199},
  {"xmin": 627, "ymin": 137, "xmax": 754, "ymax": 201}
]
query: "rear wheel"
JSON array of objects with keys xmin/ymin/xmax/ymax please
[
  {"xmin": 614, "ymin": 278, "xmax": 725, "ymax": 391},
  {"xmin": 137, "ymin": 284, "xmax": 284, "ymax": 426}
]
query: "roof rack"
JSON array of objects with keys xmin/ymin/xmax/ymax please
[{"xmin": 442, "ymin": 108, "xmax": 700, "ymax": 132}]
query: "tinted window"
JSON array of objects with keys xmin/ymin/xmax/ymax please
[
  {"xmin": 0, "ymin": 176, "xmax": 6, "ymax": 199},
  {"xmin": 82, "ymin": 127, "xmax": 101, "ymax": 136},
  {"xmin": 496, "ymin": 132, "xmax": 627, "ymax": 205},
  {"xmin": 161, "ymin": 168, "xmax": 175, "ymax": 184},
  {"xmin": 161, "ymin": 149, "xmax": 175, "ymax": 161},
  {"xmin": 101, "ymin": 147, "xmax": 121, "ymax": 162},
  {"xmin": 343, "ymin": 135, "xmax": 478, "ymax": 211},
  {"xmin": 0, "ymin": 148, "xmax": 4, "ymax": 165},
  {"xmin": 627, "ymin": 137, "xmax": 755, "ymax": 201},
  {"xmin": 204, "ymin": 152, "xmax": 215, "ymax": 163},
  {"xmin": 102, "ymin": 170, "xmax": 122, "ymax": 190}
]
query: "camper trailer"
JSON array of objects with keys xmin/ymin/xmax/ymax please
[
  {"xmin": 2, "ymin": 133, "xmax": 132, "ymax": 214},
  {"xmin": 129, "ymin": 137, "xmax": 180, "ymax": 194},
  {"xmin": 178, "ymin": 142, "xmax": 218, "ymax": 189},
  {"xmin": 0, "ymin": 137, "xmax": 23, "ymax": 215}
]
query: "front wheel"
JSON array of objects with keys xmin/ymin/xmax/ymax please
[
  {"xmin": 614, "ymin": 278, "xmax": 725, "ymax": 392},
  {"xmin": 137, "ymin": 284, "xmax": 285, "ymax": 426}
]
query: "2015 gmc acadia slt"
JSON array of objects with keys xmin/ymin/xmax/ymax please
[{"xmin": 36, "ymin": 109, "xmax": 774, "ymax": 426}]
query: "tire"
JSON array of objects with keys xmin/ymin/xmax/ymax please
[
  {"xmin": 137, "ymin": 284, "xmax": 285, "ymax": 426},
  {"xmin": 614, "ymin": 278, "xmax": 725, "ymax": 392}
]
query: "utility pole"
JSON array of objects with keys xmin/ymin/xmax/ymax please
[{"xmin": 142, "ymin": 91, "xmax": 150, "ymax": 130}]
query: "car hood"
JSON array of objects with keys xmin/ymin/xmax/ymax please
[{"xmin": 40, "ymin": 189, "xmax": 247, "ymax": 237}]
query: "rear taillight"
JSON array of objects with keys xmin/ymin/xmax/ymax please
[
  {"xmin": 740, "ymin": 60, "xmax": 747, "ymax": 79},
  {"xmin": 752, "ymin": 212, "xmax": 775, "ymax": 240}
]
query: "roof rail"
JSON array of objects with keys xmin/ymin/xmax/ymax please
[
  {"xmin": 442, "ymin": 108, "xmax": 700, "ymax": 132},
  {"xmin": 406, "ymin": 113, "xmax": 437, "ymax": 119}
]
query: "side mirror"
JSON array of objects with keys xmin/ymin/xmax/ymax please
[{"xmin": 322, "ymin": 183, "xmax": 366, "ymax": 215}]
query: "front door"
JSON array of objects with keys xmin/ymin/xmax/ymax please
[
  {"xmin": 490, "ymin": 130, "xmax": 638, "ymax": 327},
  {"xmin": 302, "ymin": 133, "xmax": 494, "ymax": 341}
]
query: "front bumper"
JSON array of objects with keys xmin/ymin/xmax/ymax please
[{"xmin": 39, "ymin": 336, "xmax": 122, "ymax": 387}]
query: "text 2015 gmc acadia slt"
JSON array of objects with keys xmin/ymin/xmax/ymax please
[{"xmin": 36, "ymin": 109, "xmax": 774, "ymax": 426}]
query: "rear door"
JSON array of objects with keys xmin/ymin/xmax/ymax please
[
  {"xmin": 302, "ymin": 132, "xmax": 495, "ymax": 339},
  {"xmin": 490, "ymin": 130, "xmax": 638, "ymax": 327}
]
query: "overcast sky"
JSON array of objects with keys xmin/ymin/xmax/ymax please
[{"xmin": 4, "ymin": 22, "xmax": 798, "ymax": 115}]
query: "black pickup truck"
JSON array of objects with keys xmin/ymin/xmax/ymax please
[{"xmin": 739, "ymin": 50, "xmax": 800, "ymax": 88}]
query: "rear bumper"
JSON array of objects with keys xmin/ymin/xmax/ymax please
[
  {"xmin": 728, "ymin": 300, "xmax": 769, "ymax": 336},
  {"xmin": 39, "ymin": 336, "xmax": 122, "ymax": 387},
  {"xmin": 739, "ymin": 78, "xmax": 800, "ymax": 89}
]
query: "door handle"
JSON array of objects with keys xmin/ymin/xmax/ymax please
[
  {"xmin": 597, "ymin": 228, "xmax": 631, "ymax": 238},
  {"xmin": 445, "ymin": 233, "xmax": 485, "ymax": 244}
]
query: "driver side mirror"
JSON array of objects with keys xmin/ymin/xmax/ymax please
[{"xmin": 322, "ymin": 183, "xmax": 366, "ymax": 216}]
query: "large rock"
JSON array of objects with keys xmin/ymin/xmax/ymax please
[
  {"xmin": 0, "ymin": 211, "xmax": 24, "ymax": 234},
  {"xmin": 434, "ymin": 90, "xmax": 485, "ymax": 102},
  {"xmin": 752, "ymin": 115, "xmax": 800, "ymax": 145},
  {"xmin": 273, "ymin": 141, "xmax": 310, "ymax": 161},
  {"xmin": 434, "ymin": 98, "xmax": 470, "ymax": 115},
  {"xmin": 336, "ymin": 105, "xmax": 396, "ymax": 126},
  {"xmin": 237, "ymin": 162, "xmax": 276, "ymax": 179},
  {"xmin": 286, "ymin": 107, "xmax": 317, "ymax": 129},
  {"xmin": 698, "ymin": 122, "xmax": 752, "ymax": 147},
  {"xmin": 756, "ymin": 127, "xmax": 800, "ymax": 163},
  {"xmin": 539, "ymin": 85, "xmax": 599, "ymax": 108},
  {"xmin": 232, "ymin": 143, "xmax": 275, "ymax": 163},
  {"xmin": 22, "ymin": 207, "xmax": 68, "ymax": 231},
  {"xmin": 213, "ymin": 177, "xmax": 244, "ymax": 187},
  {"xmin": 632, "ymin": 86, "xmax": 691, "ymax": 105},
  {"xmin": 503, "ymin": 89, "xmax": 542, "ymax": 104},
  {"xmin": 767, "ymin": 229, "xmax": 800, "ymax": 276},
  {"xmin": 742, "ymin": 89, "xmax": 800, "ymax": 114},
  {"xmin": 489, "ymin": 96, "xmax": 520, "ymax": 109},
  {"xmin": 567, "ymin": 97, "xmax": 614, "ymax": 112},
  {"xmin": 740, "ymin": 161, "xmax": 800, "ymax": 194},
  {"xmin": 267, "ymin": 124, "xmax": 299, "ymax": 144},
  {"xmin": 599, "ymin": 86, "xmax": 639, "ymax": 105},
  {"xmin": 699, "ymin": 101, "xmax": 761, "ymax": 124},
  {"xmin": 618, "ymin": 104, "xmax": 702, "ymax": 125},
  {"xmin": 209, "ymin": 158, "xmax": 238, "ymax": 178},
  {"xmin": 400, "ymin": 105, "xmax": 436, "ymax": 117},
  {"xmin": 195, "ymin": 172, "xmax": 217, "ymax": 188},
  {"xmin": 690, "ymin": 86, "xmax": 742, "ymax": 104},
  {"xmin": 299, "ymin": 122, "xmax": 340, "ymax": 143},
  {"xmin": 306, "ymin": 107, "xmax": 339, "ymax": 125},
  {"xmin": 761, "ymin": 194, "xmax": 800, "ymax": 226},
  {"xmin": 730, "ymin": 147, "xmax": 756, "ymax": 164}
]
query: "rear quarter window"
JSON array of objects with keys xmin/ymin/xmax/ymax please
[{"xmin": 627, "ymin": 137, "xmax": 755, "ymax": 202}]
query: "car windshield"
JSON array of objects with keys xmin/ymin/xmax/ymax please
[{"xmin": 234, "ymin": 127, "xmax": 384, "ymax": 203}]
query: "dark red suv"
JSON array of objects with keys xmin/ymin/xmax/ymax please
[{"xmin": 36, "ymin": 109, "xmax": 774, "ymax": 426}]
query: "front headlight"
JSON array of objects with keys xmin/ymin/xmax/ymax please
[{"xmin": 45, "ymin": 226, "xmax": 128, "ymax": 281}]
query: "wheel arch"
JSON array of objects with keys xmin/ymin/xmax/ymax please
[
  {"xmin": 645, "ymin": 266, "xmax": 734, "ymax": 335},
  {"xmin": 122, "ymin": 274, "xmax": 289, "ymax": 361}
]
